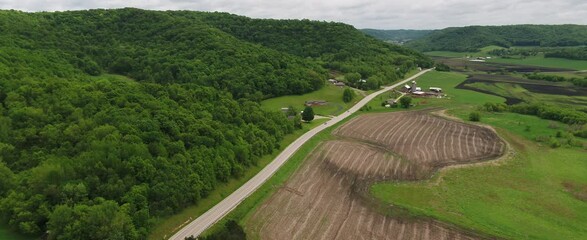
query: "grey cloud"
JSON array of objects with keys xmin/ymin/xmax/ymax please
[{"xmin": 0, "ymin": 0, "xmax": 586, "ymax": 29}]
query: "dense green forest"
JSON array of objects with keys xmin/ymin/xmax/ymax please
[
  {"xmin": 180, "ymin": 12, "xmax": 433, "ymax": 83},
  {"xmin": 0, "ymin": 8, "xmax": 428, "ymax": 239},
  {"xmin": 360, "ymin": 29, "xmax": 433, "ymax": 43},
  {"xmin": 406, "ymin": 25, "xmax": 587, "ymax": 52}
]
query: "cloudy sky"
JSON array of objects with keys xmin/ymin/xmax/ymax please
[{"xmin": 1, "ymin": 0, "xmax": 586, "ymax": 29}]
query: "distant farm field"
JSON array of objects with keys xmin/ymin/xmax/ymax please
[
  {"xmin": 489, "ymin": 55, "xmax": 587, "ymax": 70},
  {"xmin": 427, "ymin": 50, "xmax": 587, "ymax": 70}
]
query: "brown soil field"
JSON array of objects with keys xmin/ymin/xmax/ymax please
[{"xmin": 247, "ymin": 110, "xmax": 505, "ymax": 240}]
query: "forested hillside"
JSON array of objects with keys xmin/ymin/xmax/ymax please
[
  {"xmin": 182, "ymin": 12, "xmax": 433, "ymax": 83},
  {"xmin": 0, "ymin": 8, "xmax": 429, "ymax": 239},
  {"xmin": 11, "ymin": 9, "xmax": 327, "ymax": 99},
  {"xmin": 406, "ymin": 25, "xmax": 587, "ymax": 52},
  {"xmin": 360, "ymin": 29, "xmax": 433, "ymax": 43}
]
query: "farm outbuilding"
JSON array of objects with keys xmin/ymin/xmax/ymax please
[
  {"xmin": 403, "ymin": 84, "xmax": 411, "ymax": 92},
  {"xmin": 430, "ymin": 87, "xmax": 442, "ymax": 93}
]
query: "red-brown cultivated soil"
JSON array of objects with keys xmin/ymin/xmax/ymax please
[
  {"xmin": 333, "ymin": 110, "xmax": 505, "ymax": 166},
  {"xmin": 247, "ymin": 110, "xmax": 505, "ymax": 240}
]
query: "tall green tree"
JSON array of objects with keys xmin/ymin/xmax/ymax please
[
  {"xmin": 342, "ymin": 88, "xmax": 354, "ymax": 103},
  {"xmin": 400, "ymin": 96, "xmax": 412, "ymax": 108},
  {"xmin": 345, "ymin": 73, "xmax": 362, "ymax": 87},
  {"xmin": 302, "ymin": 106, "xmax": 315, "ymax": 122}
]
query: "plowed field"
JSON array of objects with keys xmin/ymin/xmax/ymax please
[{"xmin": 248, "ymin": 110, "xmax": 505, "ymax": 239}]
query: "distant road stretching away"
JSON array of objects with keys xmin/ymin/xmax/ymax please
[{"xmin": 170, "ymin": 68, "xmax": 433, "ymax": 240}]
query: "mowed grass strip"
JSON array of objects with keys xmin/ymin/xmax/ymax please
[{"xmin": 372, "ymin": 129, "xmax": 587, "ymax": 240}]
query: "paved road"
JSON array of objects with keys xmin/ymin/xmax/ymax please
[{"xmin": 170, "ymin": 68, "xmax": 433, "ymax": 240}]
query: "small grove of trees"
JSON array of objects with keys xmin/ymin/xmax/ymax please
[
  {"xmin": 345, "ymin": 72, "xmax": 362, "ymax": 88},
  {"xmin": 434, "ymin": 63, "xmax": 450, "ymax": 72},
  {"xmin": 508, "ymin": 103, "xmax": 587, "ymax": 125},
  {"xmin": 400, "ymin": 96, "xmax": 412, "ymax": 108},
  {"xmin": 342, "ymin": 88, "xmax": 355, "ymax": 103},
  {"xmin": 344, "ymin": 73, "xmax": 383, "ymax": 90},
  {"xmin": 365, "ymin": 75, "xmax": 383, "ymax": 90},
  {"xmin": 302, "ymin": 106, "xmax": 315, "ymax": 122},
  {"xmin": 481, "ymin": 102, "xmax": 507, "ymax": 112}
]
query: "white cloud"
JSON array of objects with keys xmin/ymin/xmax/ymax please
[{"xmin": 1, "ymin": 0, "xmax": 586, "ymax": 29}]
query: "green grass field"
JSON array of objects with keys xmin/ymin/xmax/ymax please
[
  {"xmin": 261, "ymin": 84, "xmax": 363, "ymax": 116},
  {"xmin": 148, "ymin": 119, "xmax": 327, "ymax": 240}
]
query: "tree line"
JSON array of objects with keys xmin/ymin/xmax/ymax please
[{"xmin": 524, "ymin": 72, "xmax": 587, "ymax": 87}]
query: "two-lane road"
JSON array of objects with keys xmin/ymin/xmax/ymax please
[{"xmin": 170, "ymin": 68, "xmax": 433, "ymax": 240}]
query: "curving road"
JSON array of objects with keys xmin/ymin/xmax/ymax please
[{"xmin": 170, "ymin": 68, "xmax": 433, "ymax": 240}]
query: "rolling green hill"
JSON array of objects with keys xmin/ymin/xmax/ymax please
[
  {"xmin": 182, "ymin": 12, "xmax": 433, "ymax": 82},
  {"xmin": 0, "ymin": 8, "xmax": 429, "ymax": 239},
  {"xmin": 360, "ymin": 29, "xmax": 433, "ymax": 43},
  {"xmin": 406, "ymin": 25, "xmax": 587, "ymax": 52}
]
